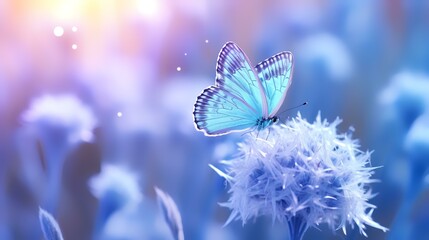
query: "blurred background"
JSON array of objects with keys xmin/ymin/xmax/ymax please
[{"xmin": 1, "ymin": 0, "xmax": 429, "ymax": 239}]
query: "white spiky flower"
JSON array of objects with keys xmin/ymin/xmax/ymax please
[{"xmin": 211, "ymin": 113, "xmax": 387, "ymax": 240}]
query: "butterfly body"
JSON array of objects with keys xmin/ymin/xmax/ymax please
[
  {"xmin": 193, "ymin": 42, "xmax": 293, "ymax": 136},
  {"xmin": 256, "ymin": 116, "xmax": 279, "ymax": 130}
]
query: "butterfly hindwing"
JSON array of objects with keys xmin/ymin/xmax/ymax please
[
  {"xmin": 194, "ymin": 86, "xmax": 258, "ymax": 135},
  {"xmin": 193, "ymin": 42, "xmax": 268, "ymax": 136},
  {"xmin": 255, "ymin": 51, "xmax": 293, "ymax": 117}
]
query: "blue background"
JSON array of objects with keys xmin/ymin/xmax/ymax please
[{"xmin": 1, "ymin": 0, "xmax": 429, "ymax": 239}]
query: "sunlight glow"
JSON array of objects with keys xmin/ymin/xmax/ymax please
[{"xmin": 136, "ymin": 0, "xmax": 163, "ymax": 20}]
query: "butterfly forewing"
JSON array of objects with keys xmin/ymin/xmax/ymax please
[
  {"xmin": 215, "ymin": 42, "xmax": 268, "ymax": 117},
  {"xmin": 255, "ymin": 51, "xmax": 293, "ymax": 117}
]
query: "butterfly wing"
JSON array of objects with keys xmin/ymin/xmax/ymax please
[
  {"xmin": 255, "ymin": 51, "xmax": 294, "ymax": 117},
  {"xmin": 193, "ymin": 87, "xmax": 260, "ymax": 135},
  {"xmin": 193, "ymin": 42, "xmax": 269, "ymax": 136}
]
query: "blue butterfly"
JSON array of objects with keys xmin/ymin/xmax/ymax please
[{"xmin": 193, "ymin": 42, "xmax": 294, "ymax": 136}]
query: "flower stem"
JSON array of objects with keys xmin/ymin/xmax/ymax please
[
  {"xmin": 287, "ymin": 216, "xmax": 308, "ymax": 240},
  {"xmin": 388, "ymin": 162, "xmax": 425, "ymax": 240}
]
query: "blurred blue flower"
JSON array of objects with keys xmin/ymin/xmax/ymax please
[
  {"xmin": 90, "ymin": 164, "xmax": 142, "ymax": 206},
  {"xmin": 39, "ymin": 207, "xmax": 63, "ymax": 240},
  {"xmin": 297, "ymin": 33, "xmax": 354, "ymax": 82},
  {"xmin": 379, "ymin": 71, "xmax": 429, "ymax": 240},
  {"xmin": 89, "ymin": 164, "xmax": 142, "ymax": 238},
  {"xmin": 89, "ymin": 164, "xmax": 173, "ymax": 239},
  {"xmin": 388, "ymin": 113, "xmax": 429, "ymax": 240},
  {"xmin": 20, "ymin": 94, "xmax": 97, "ymax": 212},
  {"xmin": 211, "ymin": 113, "xmax": 387, "ymax": 240},
  {"xmin": 22, "ymin": 94, "xmax": 97, "ymax": 145},
  {"xmin": 405, "ymin": 114, "xmax": 429, "ymax": 168},
  {"xmin": 405, "ymin": 113, "xmax": 429, "ymax": 195},
  {"xmin": 379, "ymin": 71, "xmax": 429, "ymax": 128},
  {"xmin": 378, "ymin": 71, "xmax": 429, "ymax": 190},
  {"xmin": 155, "ymin": 187, "xmax": 184, "ymax": 240}
]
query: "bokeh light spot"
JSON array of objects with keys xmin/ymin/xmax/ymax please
[{"xmin": 53, "ymin": 26, "xmax": 64, "ymax": 37}]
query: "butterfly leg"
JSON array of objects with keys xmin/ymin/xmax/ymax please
[
  {"xmin": 241, "ymin": 130, "xmax": 252, "ymax": 137},
  {"xmin": 265, "ymin": 128, "xmax": 271, "ymax": 140}
]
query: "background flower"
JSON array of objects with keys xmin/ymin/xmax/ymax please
[
  {"xmin": 22, "ymin": 94, "xmax": 97, "ymax": 145},
  {"xmin": 378, "ymin": 71, "xmax": 429, "ymax": 240},
  {"xmin": 19, "ymin": 94, "xmax": 97, "ymax": 214},
  {"xmin": 89, "ymin": 163, "xmax": 143, "ymax": 234},
  {"xmin": 89, "ymin": 164, "xmax": 172, "ymax": 239}
]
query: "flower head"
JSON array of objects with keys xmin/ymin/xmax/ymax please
[
  {"xmin": 405, "ymin": 114, "xmax": 429, "ymax": 166},
  {"xmin": 89, "ymin": 164, "xmax": 142, "ymax": 209},
  {"xmin": 379, "ymin": 71, "xmax": 429, "ymax": 127},
  {"xmin": 212, "ymin": 113, "xmax": 387, "ymax": 238},
  {"xmin": 21, "ymin": 94, "xmax": 97, "ymax": 212},
  {"xmin": 89, "ymin": 164, "xmax": 143, "ymax": 237},
  {"xmin": 22, "ymin": 94, "xmax": 97, "ymax": 145}
]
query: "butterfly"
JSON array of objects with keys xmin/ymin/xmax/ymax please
[{"xmin": 193, "ymin": 42, "xmax": 294, "ymax": 136}]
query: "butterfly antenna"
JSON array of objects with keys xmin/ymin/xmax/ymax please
[{"xmin": 278, "ymin": 101, "xmax": 308, "ymax": 116}]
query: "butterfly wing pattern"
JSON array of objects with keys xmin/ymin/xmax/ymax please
[
  {"xmin": 193, "ymin": 42, "xmax": 294, "ymax": 136},
  {"xmin": 256, "ymin": 51, "xmax": 293, "ymax": 117},
  {"xmin": 193, "ymin": 42, "xmax": 266, "ymax": 135}
]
